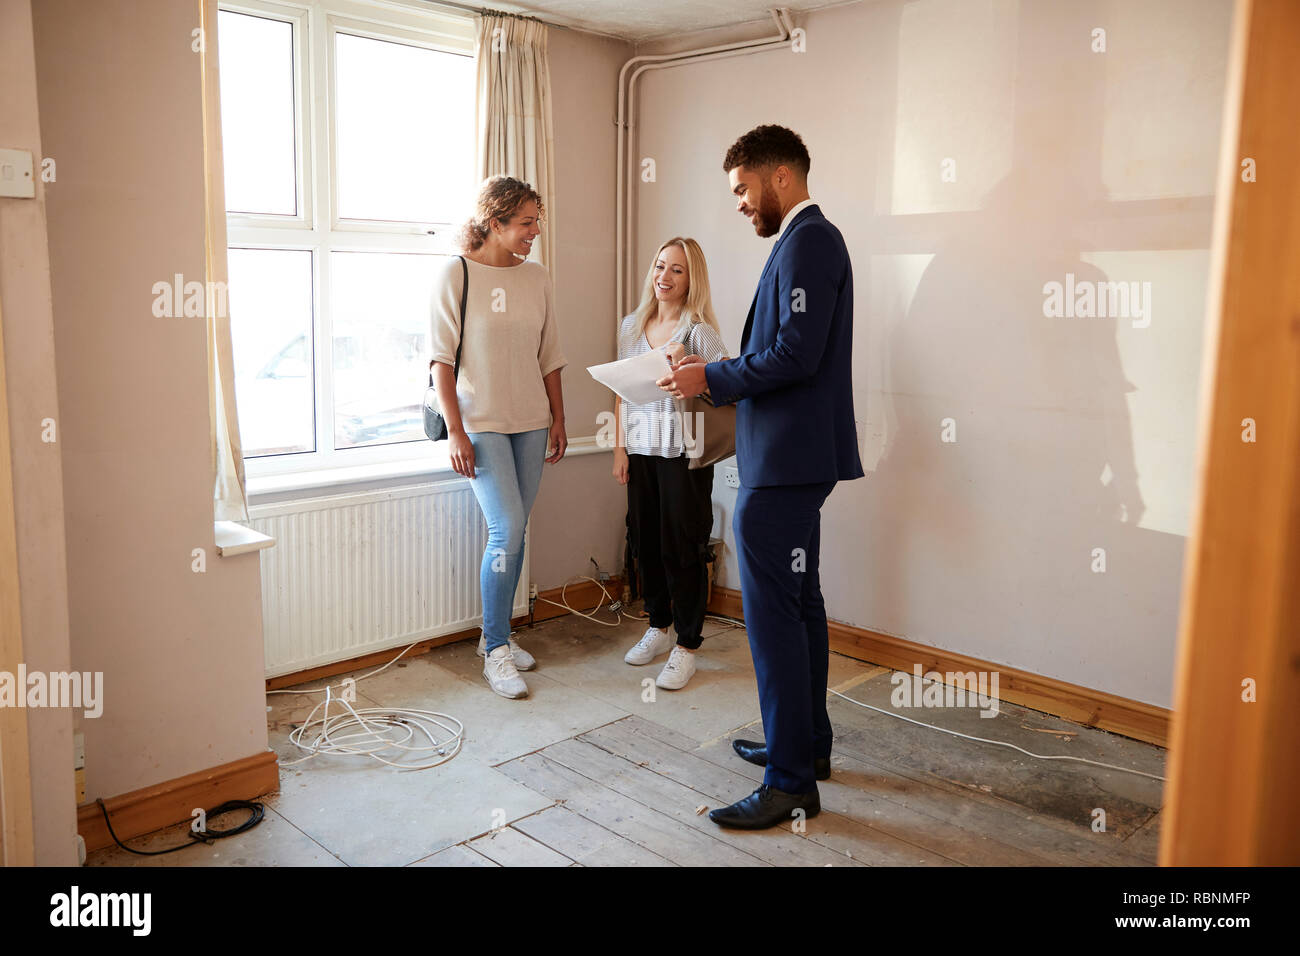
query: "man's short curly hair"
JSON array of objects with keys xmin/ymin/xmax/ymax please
[{"xmin": 722, "ymin": 125, "xmax": 810, "ymax": 178}]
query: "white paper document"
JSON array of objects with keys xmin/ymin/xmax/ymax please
[{"xmin": 587, "ymin": 349, "xmax": 673, "ymax": 405}]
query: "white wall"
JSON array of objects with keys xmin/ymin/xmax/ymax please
[{"xmin": 633, "ymin": 0, "xmax": 1234, "ymax": 707}]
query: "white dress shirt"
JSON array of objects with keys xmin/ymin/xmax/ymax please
[{"xmin": 775, "ymin": 197, "xmax": 816, "ymax": 240}]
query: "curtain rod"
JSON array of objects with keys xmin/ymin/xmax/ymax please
[{"xmin": 416, "ymin": 0, "xmax": 606, "ymax": 36}]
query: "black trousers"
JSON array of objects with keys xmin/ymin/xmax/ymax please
[{"xmin": 626, "ymin": 453, "xmax": 715, "ymax": 649}]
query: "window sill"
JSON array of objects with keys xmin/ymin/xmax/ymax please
[
  {"xmin": 215, "ymin": 521, "xmax": 276, "ymax": 557},
  {"xmin": 245, "ymin": 435, "xmax": 608, "ymax": 501},
  {"xmin": 247, "ymin": 456, "xmax": 452, "ymax": 499}
]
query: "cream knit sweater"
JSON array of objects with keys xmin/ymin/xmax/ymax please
[{"xmin": 429, "ymin": 256, "xmax": 567, "ymax": 434}]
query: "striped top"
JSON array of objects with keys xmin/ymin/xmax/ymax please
[{"xmin": 617, "ymin": 314, "xmax": 728, "ymax": 458}]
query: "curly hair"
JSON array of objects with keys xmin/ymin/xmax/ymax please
[
  {"xmin": 455, "ymin": 175, "xmax": 546, "ymax": 252},
  {"xmin": 721, "ymin": 124, "xmax": 810, "ymax": 178}
]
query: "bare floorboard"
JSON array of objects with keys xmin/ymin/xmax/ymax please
[
  {"xmin": 583, "ymin": 718, "xmax": 1036, "ymax": 866},
  {"xmin": 466, "ymin": 825, "xmax": 574, "ymax": 867},
  {"xmin": 539, "ymin": 735, "xmax": 884, "ymax": 866},
  {"xmin": 616, "ymin": 712, "xmax": 1154, "ymax": 866},
  {"xmin": 496, "ymin": 751, "xmax": 769, "ymax": 866},
  {"xmin": 512, "ymin": 805, "xmax": 679, "ymax": 867}
]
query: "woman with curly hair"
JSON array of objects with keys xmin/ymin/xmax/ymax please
[{"xmin": 430, "ymin": 175, "xmax": 567, "ymax": 699}]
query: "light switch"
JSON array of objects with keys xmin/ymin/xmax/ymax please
[{"xmin": 0, "ymin": 148, "xmax": 36, "ymax": 199}]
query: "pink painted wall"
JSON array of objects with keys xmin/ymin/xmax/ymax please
[
  {"xmin": 31, "ymin": 0, "xmax": 269, "ymax": 804},
  {"xmin": 0, "ymin": 0, "xmax": 77, "ymax": 865}
]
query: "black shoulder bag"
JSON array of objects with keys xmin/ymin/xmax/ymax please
[{"xmin": 424, "ymin": 256, "xmax": 468, "ymax": 441}]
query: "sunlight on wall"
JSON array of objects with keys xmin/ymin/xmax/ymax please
[
  {"xmin": 890, "ymin": 0, "xmax": 1017, "ymax": 215},
  {"xmin": 1099, "ymin": 2, "xmax": 1234, "ymax": 201}
]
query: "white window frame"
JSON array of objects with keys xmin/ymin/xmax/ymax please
[{"xmin": 221, "ymin": 0, "xmax": 476, "ymax": 483}]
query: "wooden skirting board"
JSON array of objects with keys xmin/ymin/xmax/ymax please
[
  {"xmin": 707, "ymin": 586, "xmax": 1170, "ymax": 748},
  {"xmin": 77, "ymin": 751, "xmax": 280, "ymax": 854}
]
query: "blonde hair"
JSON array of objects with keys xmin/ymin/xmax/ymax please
[
  {"xmin": 627, "ymin": 237, "xmax": 722, "ymax": 346},
  {"xmin": 456, "ymin": 175, "xmax": 545, "ymax": 253}
]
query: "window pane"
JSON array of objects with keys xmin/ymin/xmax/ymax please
[
  {"xmin": 228, "ymin": 249, "xmax": 315, "ymax": 456},
  {"xmin": 219, "ymin": 10, "xmax": 297, "ymax": 215},
  {"xmin": 335, "ymin": 32, "xmax": 474, "ymax": 223},
  {"xmin": 330, "ymin": 252, "xmax": 438, "ymax": 449}
]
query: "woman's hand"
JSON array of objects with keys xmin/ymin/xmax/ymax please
[
  {"xmin": 613, "ymin": 447, "xmax": 629, "ymax": 484},
  {"xmin": 546, "ymin": 419, "xmax": 568, "ymax": 463},
  {"xmin": 448, "ymin": 429, "xmax": 476, "ymax": 479}
]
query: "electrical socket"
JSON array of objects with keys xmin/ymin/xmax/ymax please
[{"xmin": 723, "ymin": 465, "xmax": 740, "ymax": 489}]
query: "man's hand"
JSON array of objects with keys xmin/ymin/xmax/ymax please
[{"xmin": 657, "ymin": 354, "xmax": 709, "ymax": 399}]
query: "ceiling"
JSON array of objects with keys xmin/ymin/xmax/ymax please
[{"xmin": 447, "ymin": 0, "xmax": 849, "ymax": 43}]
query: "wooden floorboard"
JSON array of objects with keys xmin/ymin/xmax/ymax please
[
  {"xmin": 683, "ymin": 731, "xmax": 1146, "ymax": 865},
  {"xmin": 824, "ymin": 675, "xmax": 1164, "ymax": 828},
  {"xmin": 825, "ymin": 731, "xmax": 1155, "ymax": 863},
  {"xmin": 622, "ymin": 709, "xmax": 1154, "ymax": 866},
  {"xmin": 466, "ymin": 825, "xmax": 575, "ymax": 867},
  {"xmin": 512, "ymin": 805, "xmax": 678, "ymax": 867},
  {"xmin": 584, "ymin": 717, "xmax": 1036, "ymax": 866},
  {"xmin": 495, "ymin": 751, "xmax": 768, "ymax": 866},
  {"xmin": 821, "ymin": 692, "xmax": 1157, "ymax": 864},
  {"xmin": 403, "ymin": 623, "xmax": 1165, "ymax": 868},
  {"xmin": 540, "ymin": 736, "xmax": 883, "ymax": 866}
]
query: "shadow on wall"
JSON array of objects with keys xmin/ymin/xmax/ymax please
[
  {"xmin": 865, "ymin": 0, "xmax": 1191, "ymax": 670},
  {"xmin": 636, "ymin": 0, "xmax": 1224, "ymax": 703}
]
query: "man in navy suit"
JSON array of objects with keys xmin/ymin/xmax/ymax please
[{"xmin": 659, "ymin": 125, "xmax": 864, "ymax": 829}]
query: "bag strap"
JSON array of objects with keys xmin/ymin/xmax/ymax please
[
  {"xmin": 453, "ymin": 255, "xmax": 468, "ymax": 379},
  {"xmin": 673, "ymin": 320, "xmax": 697, "ymax": 357},
  {"xmin": 429, "ymin": 255, "xmax": 470, "ymax": 387}
]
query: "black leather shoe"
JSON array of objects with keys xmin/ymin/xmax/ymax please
[
  {"xmin": 732, "ymin": 739, "xmax": 831, "ymax": 780},
  {"xmin": 708, "ymin": 784, "xmax": 820, "ymax": 830}
]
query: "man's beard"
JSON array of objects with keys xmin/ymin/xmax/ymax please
[{"xmin": 753, "ymin": 180, "xmax": 784, "ymax": 237}]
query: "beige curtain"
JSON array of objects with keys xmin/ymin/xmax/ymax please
[
  {"xmin": 475, "ymin": 13, "xmax": 557, "ymax": 282},
  {"xmin": 200, "ymin": 0, "xmax": 250, "ymax": 522}
]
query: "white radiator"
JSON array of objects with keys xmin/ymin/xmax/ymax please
[{"xmin": 249, "ymin": 481, "xmax": 529, "ymax": 678}]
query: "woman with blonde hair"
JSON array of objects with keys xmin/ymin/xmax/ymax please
[
  {"xmin": 613, "ymin": 237, "xmax": 728, "ymax": 690},
  {"xmin": 430, "ymin": 175, "xmax": 567, "ymax": 699}
]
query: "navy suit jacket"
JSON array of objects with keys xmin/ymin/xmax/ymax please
[{"xmin": 704, "ymin": 204, "xmax": 865, "ymax": 488}]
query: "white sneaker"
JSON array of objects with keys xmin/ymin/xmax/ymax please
[
  {"xmin": 625, "ymin": 625, "xmax": 674, "ymax": 665},
  {"xmin": 477, "ymin": 633, "xmax": 535, "ymax": 671},
  {"xmin": 483, "ymin": 644, "xmax": 528, "ymax": 699},
  {"xmin": 656, "ymin": 645, "xmax": 696, "ymax": 690}
]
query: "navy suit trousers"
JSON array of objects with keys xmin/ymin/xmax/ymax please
[{"xmin": 734, "ymin": 479, "xmax": 837, "ymax": 793}]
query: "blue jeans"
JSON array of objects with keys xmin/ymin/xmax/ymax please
[{"xmin": 465, "ymin": 428, "xmax": 548, "ymax": 653}]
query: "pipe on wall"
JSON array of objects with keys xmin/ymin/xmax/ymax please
[{"xmin": 615, "ymin": 9, "xmax": 795, "ymax": 318}]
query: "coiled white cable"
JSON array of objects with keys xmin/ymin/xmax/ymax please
[
  {"xmin": 281, "ymin": 685, "xmax": 463, "ymax": 771},
  {"xmin": 268, "ymin": 641, "xmax": 463, "ymax": 770}
]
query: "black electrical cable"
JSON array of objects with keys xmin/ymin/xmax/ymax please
[{"xmin": 95, "ymin": 797, "xmax": 266, "ymax": 857}]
